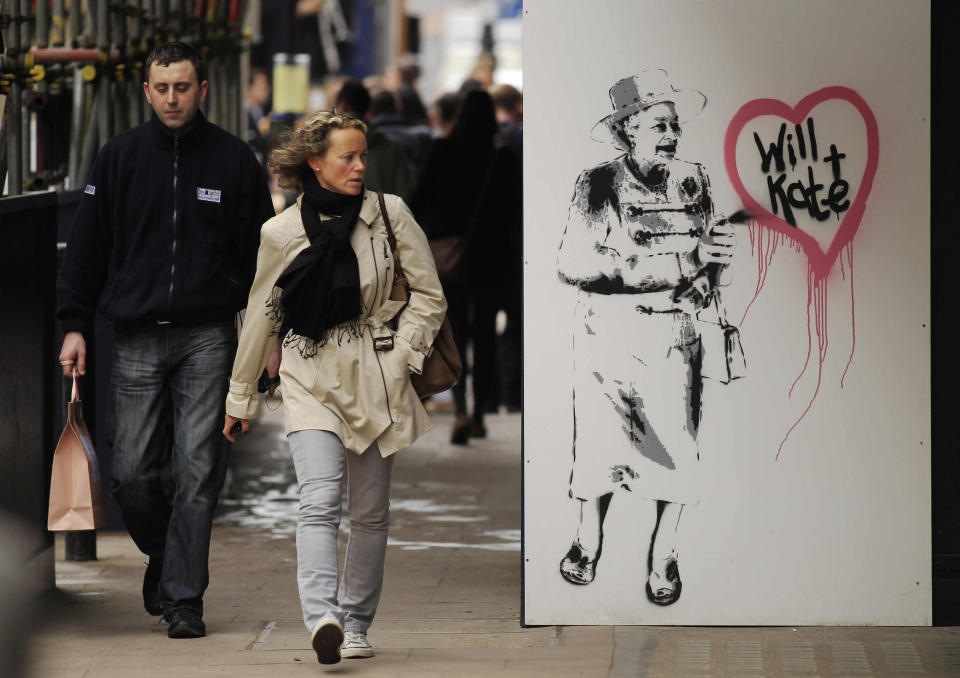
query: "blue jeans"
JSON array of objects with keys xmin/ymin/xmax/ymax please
[{"xmin": 107, "ymin": 321, "xmax": 236, "ymax": 616}]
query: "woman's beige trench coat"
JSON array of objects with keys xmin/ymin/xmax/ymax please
[{"xmin": 225, "ymin": 190, "xmax": 447, "ymax": 457}]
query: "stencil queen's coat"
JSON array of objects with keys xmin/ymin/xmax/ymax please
[
  {"xmin": 226, "ymin": 190, "xmax": 447, "ymax": 456},
  {"xmin": 558, "ymin": 154, "xmax": 727, "ymax": 504}
]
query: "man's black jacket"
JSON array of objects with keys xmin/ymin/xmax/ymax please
[{"xmin": 57, "ymin": 111, "xmax": 275, "ymax": 336}]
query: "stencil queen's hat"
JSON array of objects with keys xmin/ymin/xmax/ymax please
[{"xmin": 591, "ymin": 69, "xmax": 707, "ymax": 143}]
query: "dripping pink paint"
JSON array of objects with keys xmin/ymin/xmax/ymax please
[{"xmin": 726, "ymin": 88, "xmax": 876, "ymax": 458}]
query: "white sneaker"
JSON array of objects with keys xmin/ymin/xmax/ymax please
[{"xmin": 341, "ymin": 629, "xmax": 374, "ymax": 658}]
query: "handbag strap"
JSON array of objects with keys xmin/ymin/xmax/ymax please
[
  {"xmin": 377, "ymin": 191, "xmax": 407, "ymax": 277},
  {"xmin": 377, "ymin": 192, "xmax": 398, "ymax": 258},
  {"xmin": 377, "ymin": 191, "xmax": 398, "ymax": 254}
]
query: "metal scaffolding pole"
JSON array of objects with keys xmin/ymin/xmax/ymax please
[
  {"xmin": 76, "ymin": 75, "xmax": 99, "ymax": 185},
  {"xmin": 69, "ymin": 0, "xmax": 83, "ymax": 47},
  {"xmin": 67, "ymin": 67, "xmax": 82, "ymax": 187},
  {"xmin": 94, "ymin": 0, "xmax": 111, "ymax": 143},
  {"xmin": 227, "ymin": 53, "xmax": 239, "ymax": 137},
  {"xmin": 6, "ymin": 0, "xmax": 24, "ymax": 195},
  {"xmin": 36, "ymin": 0, "xmax": 48, "ymax": 48},
  {"xmin": 18, "ymin": 0, "xmax": 30, "ymax": 51},
  {"xmin": 51, "ymin": 0, "xmax": 65, "ymax": 47}
]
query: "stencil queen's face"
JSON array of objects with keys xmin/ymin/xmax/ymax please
[{"xmin": 618, "ymin": 101, "xmax": 681, "ymax": 167}]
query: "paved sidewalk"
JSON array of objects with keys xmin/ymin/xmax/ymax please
[{"xmin": 25, "ymin": 409, "xmax": 960, "ymax": 677}]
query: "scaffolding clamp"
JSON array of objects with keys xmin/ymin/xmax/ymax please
[{"xmin": 25, "ymin": 64, "xmax": 46, "ymax": 84}]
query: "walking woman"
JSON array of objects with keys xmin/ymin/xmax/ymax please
[
  {"xmin": 222, "ymin": 111, "xmax": 446, "ymax": 663},
  {"xmin": 556, "ymin": 71, "xmax": 737, "ymax": 605}
]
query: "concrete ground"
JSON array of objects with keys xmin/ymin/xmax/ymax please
[{"xmin": 24, "ymin": 407, "xmax": 960, "ymax": 677}]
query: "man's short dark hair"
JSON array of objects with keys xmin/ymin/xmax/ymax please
[
  {"xmin": 336, "ymin": 80, "xmax": 371, "ymax": 117},
  {"xmin": 490, "ymin": 84, "xmax": 522, "ymax": 112},
  {"xmin": 145, "ymin": 41, "xmax": 206, "ymax": 83}
]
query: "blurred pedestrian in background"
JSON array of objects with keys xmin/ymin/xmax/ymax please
[
  {"xmin": 490, "ymin": 83, "xmax": 522, "ymax": 160},
  {"xmin": 369, "ymin": 89, "xmax": 432, "ymax": 177},
  {"xmin": 335, "ymin": 79, "xmax": 415, "ymax": 200},
  {"xmin": 429, "ymin": 92, "xmax": 462, "ymax": 137},
  {"xmin": 223, "ymin": 111, "xmax": 447, "ymax": 664},
  {"xmin": 244, "ymin": 66, "xmax": 273, "ymax": 164},
  {"xmin": 490, "ymin": 83, "xmax": 524, "ymax": 413},
  {"xmin": 461, "ymin": 53, "xmax": 496, "ymax": 93},
  {"xmin": 385, "ymin": 57, "xmax": 431, "ymax": 129},
  {"xmin": 411, "ymin": 90, "xmax": 522, "ymax": 444}
]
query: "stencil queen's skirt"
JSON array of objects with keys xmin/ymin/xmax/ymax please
[{"xmin": 570, "ymin": 291, "xmax": 704, "ymax": 505}]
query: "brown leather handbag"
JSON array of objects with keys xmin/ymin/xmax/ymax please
[{"xmin": 378, "ymin": 193, "xmax": 462, "ymax": 398}]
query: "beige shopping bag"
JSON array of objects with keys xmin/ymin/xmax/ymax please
[{"xmin": 48, "ymin": 372, "xmax": 105, "ymax": 531}]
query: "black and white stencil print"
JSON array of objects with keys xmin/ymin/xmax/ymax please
[
  {"xmin": 524, "ymin": 0, "xmax": 930, "ymax": 627},
  {"xmin": 555, "ymin": 70, "xmax": 745, "ymax": 606}
]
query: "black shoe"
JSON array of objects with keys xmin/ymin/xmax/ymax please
[
  {"xmin": 167, "ymin": 608, "xmax": 206, "ymax": 639},
  {"xmin": 142, "ymin": 558, "xmax": 163, "ymax": 616},
  {"xmin": 451, "ymin": 415, "xmax": 471, "ymax": 445}
]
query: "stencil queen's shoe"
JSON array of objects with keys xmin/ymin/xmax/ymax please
[
  {"xmin": 559, "ymin": 540, "xmax": 599, "ymax": 585},
  {"xmin": 645, "ymin": 556, "xmax": 682, "ymax": 606}
]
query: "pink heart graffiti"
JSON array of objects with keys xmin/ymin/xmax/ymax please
[{"xmin": 724, "ymin": 86, "xmax": 879, "ymax": 279}]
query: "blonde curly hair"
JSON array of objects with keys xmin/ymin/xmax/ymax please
[{"xmin": 268, "ymin": 111, "xmax": 368, "ymax": 192}]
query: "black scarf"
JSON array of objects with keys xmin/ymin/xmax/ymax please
[{"xmin": 267, "ymin": 168, "xmax": 364, "ymax": 354}]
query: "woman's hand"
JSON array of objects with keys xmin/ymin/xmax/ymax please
[
  {"xmin": 382, "ymin": 340, "xmax": 413, "ymax": 382},
  {"xmin": 223, "ymin": 414, "xmax": 250, "ymax": 442}
]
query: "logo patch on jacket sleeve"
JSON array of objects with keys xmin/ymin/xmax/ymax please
[
  {"xmin": 197, "ymin": 187, "xmax": 222, "ymax": 203},
  {"xmin": 84, "ymin": 184, "xmax": 96, "ymax": 195}
]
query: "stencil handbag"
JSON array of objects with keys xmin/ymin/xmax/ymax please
[
  {"xmin": 378, "ymin": 193, "xmax": 463, "ymax": 398},
  {"xmin": 48, "ymin": 370, "xmax": 106, "ymax": 531},
  {"xmin": 698, "ymin": 294, "xmax": 746, "ymax": 384}
]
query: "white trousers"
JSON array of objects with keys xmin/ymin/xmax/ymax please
[{"xmin": 288, "ymin": 429, "xmax": 394, "ymax": 633}]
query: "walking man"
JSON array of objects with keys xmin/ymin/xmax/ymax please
[{"xmin": 56, "ymin": 42, "xmax": 275, "ymax": 638}]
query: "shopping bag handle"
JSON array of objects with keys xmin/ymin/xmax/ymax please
[{"xmin": 60, "ymin": 360, "xmax": 80, "ymax": 403}]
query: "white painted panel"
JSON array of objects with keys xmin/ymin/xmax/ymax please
[{"xmin": 523, "ymin": 0, "xmax": 930, "ymax": 625}]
